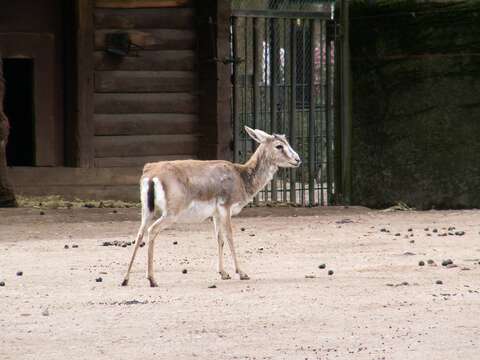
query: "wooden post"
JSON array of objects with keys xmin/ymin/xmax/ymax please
[
  {"xmin": 67, "ymin": 0, "xmax": 94, "ymax": 167},
  {"xmin": 197, "ymin": 0, "xmax": 233, "ymax": 161},
  {"xmin": 0, "ymin": 56, "xmax": 17, "ymax": 207}
]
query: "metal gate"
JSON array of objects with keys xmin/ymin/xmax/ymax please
[{"xmin": 231, "ymin": 2, "xmax": 338, "ymax": 206}]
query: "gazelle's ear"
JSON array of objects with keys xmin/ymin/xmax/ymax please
[{"xmin": 244, "ymin": 126, "xmax": 273, "ymax": 143}]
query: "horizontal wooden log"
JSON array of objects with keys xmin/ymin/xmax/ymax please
[
  {"xmin": 95, "ymin": 0, "xmax": 192, "ymax": 8},
  {"xmin": 94, "ymin": 154, "xmax": 197, "ymax": 167},
  {"xmin": 8, "ymin": 166, "xmax": 140, "ymax": 186},
  {"xmin": 94, "ymin": 8, "xmax": 194, "ymax": 29},
  {"xmin": 94, "ymin": 50, "xmax": 195, "ymax": 71},
  {"xmin": 94, "ymin": 134, "xmax": 199, "ymax": 157},
  {"xmin": 94, "ymin": 93, "xmax": 198, "ymax": 114},
  {"xmin": 94, "ymin": 113, "xmax": 198, "ymax": 135},
  {"xmin": 95, "ymin": 71, "xmax": 197, "ymax": 93},
  {"xmin": 95, "ymin": 29, "xmax": 195, "ymax": 50},
  {"xmin": 14, "ymin": 185, "xmax": 140, "ymax": 202}
]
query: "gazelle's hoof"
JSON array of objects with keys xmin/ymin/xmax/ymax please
[
  {"xmin": 121, "ymin": 279, "xmax": 129, "ymax": 286},
  {"xmin": 239, "ymin": 273, "xmax": 250, "ymax": 280},
  {"xmin": 148, "ymin": 277, "xmax": 158, "ymax": 287},
  {"xmin": 219, "ymin": 271, "xmax": 231, "ymax": 280}
]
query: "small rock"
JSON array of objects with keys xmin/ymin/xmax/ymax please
[
  {"xmin": 328, "ymin": 270, "xmax": 334, "ymax": 276},
  {"xmin": 432, "ymin": 228, "xmax": 438, "ymax": 233},
  {"xmin": 409, "ymin": 240, "xmax": 415, "ymax": 243},
  {"xmin": 418, "ymin": 261, "xmax": 425, "ymax": 266},
  {"xmin": 112, "ymin": 210, "xmax": 118, "ymax": 214},
  {"xmin": 441, "ymin": 259, "xmax": 453, "ymax": 266},
  {"xmin": 436, "ymin": 280, "xmax": 443, "ymax": 285},
  {"xmin": 64, "ymin": 245, "xmax": 69, "ymax": 249},
  {"xmin": 427, "ymin": 259, "xmax": 436, "ymax": 266},
  {"xmin": 102, "ymin": 241, "xmax": 112, "ymax": 247},
  {"xmin": 249, "ymin": 234, "xmax": 256, "ymax": 237},
  {"xmin": 403, "ymin": 251, "xmax": 416, "ymax": 256},
  {"xmin": 408, "ymin": 228, "xmax": 413, "ymax": 232},
  {"xmin": 182, "ymin": 269, "xmax": 188, "ymax": 274},
  {"xmin": 318, "ymin": 264, "xmax": 326, "ymax": 269},
  {"xmin": 258, "ymin": 247, "xmax": 264, "ymax": 251},
  {"xmin": 455, "ymin": 231, "xmax": 465, "ymax": 236},
  {"xmin": 380, "ymin": 228, "xmax": 387, "ymax": 232},
  {"xmin": 445, "ymin": 263, "xmax": 458, "ymax": 269},
  {"xmin": 0, "ymin": 281, "xmax": 5, "ymax": 287},
  {"xmin": 126, "ymin": 242, "xmax": 132, "ymax": 246},
  {"xmin": 241, "ymin": 227, "xmax": 246, "ymax": 232},
  {"xmin": 305, "ymin": 275, "xmax": 316, "ymax": 279},
  {"xmin": 208, "ymin": 284, "xmax": 217, "ymax": 289},
  {"xmin": 395, "ymin": 233, "xmax": 401, "ymax": 237},
  {"xmin": 401, "ymin": 281, "xmax": 409, "ymax": 286},
  {"xmin": 39, "ymin": 211, "xmax": 45, "ymax": 215},
  {"xmin": 95, "ymin": 277, "xmax": 103, "ymax": 282},
  {"xmin": 16, "ymin": 271, "xmax": 23, "ymax": 276},
  {"xmin": 121, "ymin": 244, "xmax": 127, "ymax": 248},
  {"xmin": 139, "ymin": 242, "xmax": 145, "ymax": 248},
  {"xmin": 41, "ymin": 308, "xmax": 49, "ymax": 316},
  {"xmin": 427, "ymin": 233, "xmax": 432, "ymax": 237},
  {"xmin": 448, "ymin": 226, "xmax": 455, "ymax": 231},
  {"xmin": 461, "ymin": 267, "xmax": 471, "ymax": 271},
  {"xmin": 72, "ymin": 244, "xmax": 79, "ymax": 248},
  {"xmin": 173, "ymin": 241, "xmax": 178, "ymax": 245},
  {"xmin": 424, "ymin": 228, "xmax": 429, "ymax": 231}
]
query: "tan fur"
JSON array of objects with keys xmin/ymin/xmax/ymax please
[{"xmin": 121, "ymin": 127, "xmax": 301, "ymax": 287}]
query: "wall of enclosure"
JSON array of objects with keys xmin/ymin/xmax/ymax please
[{"xmin": 350, "ymin": 0, "xmax": 480, "ymax": 209}]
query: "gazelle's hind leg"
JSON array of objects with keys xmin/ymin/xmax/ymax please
[
  {"xmin": 121, "ymin": 178, "xmax": 153, "ymax": 286},
  {"xmin": 146, "ymin": 215, "xmax": 176, "ymax": 287},
  {"xmin": 213, "ymin": 215, "xmax": 231, "ymax": 280}
]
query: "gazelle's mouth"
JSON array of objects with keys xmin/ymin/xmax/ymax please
[{"xmin": 289, "ymin": 161, "xmax": 301, "ymax": 168}]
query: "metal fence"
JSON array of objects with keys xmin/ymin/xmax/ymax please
[{"xmin": 231, "ymin": 3, "xmax": 337, "ymax": 206}]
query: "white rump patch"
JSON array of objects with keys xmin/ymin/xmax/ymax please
[
  {"xmin": 152, "ymin": 177, "xmax": 167, "ymax": 215},
  {"xmin": 140, "ymin": 178, "xmax": 150, "ymax": 212}
]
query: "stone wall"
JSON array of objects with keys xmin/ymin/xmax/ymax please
[{"xmin": 350, "ymin": 0, "xmax": 480, "ymax": 209}]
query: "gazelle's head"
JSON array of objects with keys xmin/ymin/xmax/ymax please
[{"xmin": 245, "ymin": 126, "xmax": 301, "ymax": 168}]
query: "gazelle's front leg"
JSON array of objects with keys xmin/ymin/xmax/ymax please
[
  {"xmin": 213, "ymin": 216, "xmax": 231, "ymax": 280},
  {"xmin": 218, "ymin": 206, "xmax": 250, "ymax": 280}
]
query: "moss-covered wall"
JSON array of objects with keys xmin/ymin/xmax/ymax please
[{"xmin": 350, "ymin": 0, "xmax": 480, "ymax": 209}]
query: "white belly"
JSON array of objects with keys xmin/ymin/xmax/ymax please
[{"xmin": 176, "ymin": 200, "xmax": 217, "ymax": 223}]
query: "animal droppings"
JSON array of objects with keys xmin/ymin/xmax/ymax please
[
  {"xmin": 419, "ymin": 261, "xmax": 425, "ymax": 266},
  {"xmin": 72, "ymin": 244, "xmax": 79, "ymax": 248},
  {"xmin": 408, "ymin": 228, "xmax": 413, "ymax": 232},
  {"xmin": 436, "ymin": 280, "xmax": 443, "ymax": 285},
  {"xmin": 64, "ymin": 245, "xmax": 69, "ymax": 249},
  {"xmin": 395, "ymin": 233, "xmax": 401, "ymax": 237},
  {"xmin": 441, "ymin": 259, "xmax": 453, "ymax": 267},
  {"xmin": 0, "ymin": 281, "xmax": 5, "ymax": 287},
  {"xmin": 455, "ymin": 231, "xmax": 465, "ymax": 236},
  {"xmin": 208, "ymin": 284, "xmax": 217, "ymax": 289},
  {"xmin": 139, "ymin": 242, "xmax": 145, "ymax": 248},
  {"xmin": 182, "ymin": 269, "xmax": 188, "ymax": 274},
  {"xmin": 328, "ymin": 270, "xmax": 334, "ymax": 276},
  {"xmin": 173, "ymin": 241, "xmax": 178, "ymax": 245},
  {"xmin": 432, "ymin": 228, "xmax": 438, "ymax": 233},
  {"xmin": 16, "ymin": 271, "xmax": 23, "ymax": 276},
  {"xmin": 241, "ymin": 227, "xmax": 246, "ymax": 232},
  {"xmin": 95, "ymin": 277, "xmax": 103, "ymax": 282},
  {"xmin": 318, "ymin": 264, "xmax": 326, "ymax": 269}
]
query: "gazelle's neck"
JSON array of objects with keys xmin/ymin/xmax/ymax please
[{"xmin": 240, "ymin": 145, "xmax": 278, "ymax": 197}]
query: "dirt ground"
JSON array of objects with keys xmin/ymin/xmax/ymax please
[{"xmin": 0, "ymin": 206, "xmax": 479, "ymax": 360}]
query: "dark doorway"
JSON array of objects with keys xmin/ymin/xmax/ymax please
[{"xmin": 3, "ymin": 58, "xmax": 35, "ymax": 166}]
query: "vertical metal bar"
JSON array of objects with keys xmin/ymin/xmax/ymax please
[
  {"xmin": 301, "ymin": 21, "xmax": 306, "ymax": 206},
  {"xmin": 325, "ymin": 22, "xmax": 332, "ymax": 205},
  {"xmin": 334, "ymin": 3, "xmax": 343, "ymax": 204},
  {"xmin": 243, "ymin": 17, "xmax": 249, "ymax": 164},
  {"xmin": 270, "ymin": 17, "xmax": 278, "ymax": 202},
  {"xmin": 341, "ymin": 0, "xmax": 353, "ymax": 205},
  {"xmin": 253, "ymin": 17, "xmax": 261, "ymax": 205},
  {"xmin": 319, "ymin": 20, "xmax": 325, "ymax": 206},
  {"xmin": 289, "ymin": 18, "xmax": 297, "ymax": 205},
  {"xmin": 308, "ymin": 19, "xmax": 316, "ymax": 205},
  {"xmin": 232, "ymin": 17, "xmax": 241, "ymax": 163}
]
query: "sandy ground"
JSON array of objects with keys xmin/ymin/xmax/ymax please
[{"xmin": 0, "ymin": 206, "xmax": 479, "ymax": 360}]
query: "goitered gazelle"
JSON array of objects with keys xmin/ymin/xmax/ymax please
[{"xmin": 121, "ymin": 126, "xmax": 301, "ymax": 287}]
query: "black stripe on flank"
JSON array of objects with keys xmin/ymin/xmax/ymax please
[{"xmin": 147, "ymin": 180, "xmax": 155, "ymax": 212}]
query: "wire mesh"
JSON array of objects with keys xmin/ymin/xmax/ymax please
[{"xmin": 231, "ymin": 4, "xmax": 337, "ymax": 206}]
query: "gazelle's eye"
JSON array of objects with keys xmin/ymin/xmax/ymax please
[{"xmin": 276, "ymin": 145, "xmax": 283, "ymax": 150}]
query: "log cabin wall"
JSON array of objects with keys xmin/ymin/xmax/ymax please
[{"xmin": 92, "ymin": 0, "xmax": 199, "ymax": 167}]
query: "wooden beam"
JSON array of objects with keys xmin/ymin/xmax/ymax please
[
  {"xmin": 94, "ymin": 50, "xmax": 195, "ymax": 71},
  {"xmin": 95, "ymin": 29, "xmax": 195, "ymax": 50},
  {"xmin": 94, "ymin": 8, "xmax": 194, "ymax": 29},
  {"xmin": 74, "ymin": 0, "xmax": 95, "ymax": 167},
  {"xmin": 94, "ymin": 134, "xmax": 199, "ymax": 157},
  {"xmin": 95, "ymin": 0, "xmax": 192, "ymax": 8},
  {"xmin": 94, "ymin": 93, "xmax": 198, "ymax": 114},
  {"xmin": 94, "ymin": 154, "xmax": 197, "ymax": 167},
  {"xmin": 94, "ymin": 113, "xmax": 198, "ymax": 135},
  {"xmin": 94, "ymin": 70, "xmax": 196, "ymax": 93}
]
